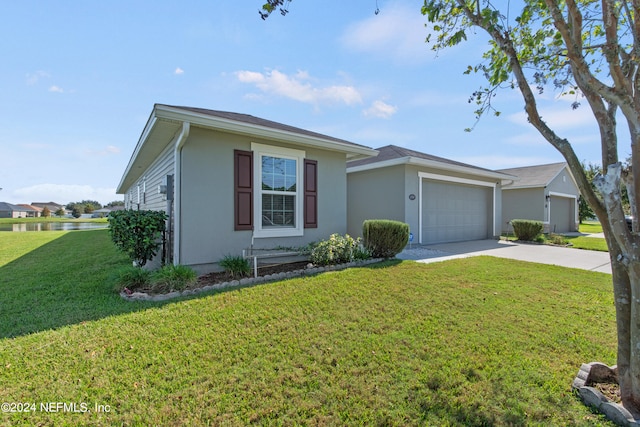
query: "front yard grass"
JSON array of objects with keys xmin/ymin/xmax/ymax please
[
  {"xmin": 579, "ymin": 221, "xmax": 603, "ymax": 234},
  {"xmin": 0, "ymin": 230, "xmax": 617, "ymax": 425}
]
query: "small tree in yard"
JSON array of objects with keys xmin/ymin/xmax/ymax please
[
  {"xmin": 108, "ymin": 210, "xmax": 167, "ymax": 267},
  {"xmin": 260, "ymin": 0, "xmax": 640, "ymax": 415},
  {"xmin": 41, "ymin": 206, "xmax": 51, "ymax": 218}
]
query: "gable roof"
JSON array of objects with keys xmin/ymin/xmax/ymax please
[
  {"xmin": 31, "ymin": 202, "xmax": 64, "ymax": 209},
  {"xmin": 347, "ymin": 145, "xmax": 516, "ymax": 181},
  {"xmin": 17, "ymin": 204, "xmax": 41, "ymax": 212},
  {"xmin": 171, "ymin": 106, "xmax": 373, "ymax": 149},
  {"xmin": 496, "ymin": 162, "xmax": 569, "ymax": 189},
  {"xmin": 117, "ymin": 104, "xmax": 377, "ymax": 193},
  {"xmin": 0, "ymin": 202, "xmax": 27, "ymax": 212}
]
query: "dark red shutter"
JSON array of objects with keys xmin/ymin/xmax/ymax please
[
  {"xmin": 234, "ymin": 150, "xmax": 253, "ymax": 230},
  {"xmin": 304, "ymin": 159, "xmax": 318, "ymax": 228}
]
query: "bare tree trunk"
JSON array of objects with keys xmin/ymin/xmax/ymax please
[{"xmin": 595, "ymin": 165, "xmax": 640, "ymax": 414}]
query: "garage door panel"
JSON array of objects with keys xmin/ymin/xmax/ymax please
[
  {"xmin": 422, "ymin": 180, "xmax": 491, "ymax": 244},
  {"xmin": 550, "ymin": 196, "xmax": 572, "ymax": 233}
]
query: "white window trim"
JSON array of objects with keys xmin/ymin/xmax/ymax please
[{"xmin": 251, "ymin": 142, "xmax": 306, "ymax": 238}]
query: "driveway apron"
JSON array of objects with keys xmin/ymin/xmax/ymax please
[{"xmin": 398, "ymin": 239, "xmax": 611, "ymax": 274}]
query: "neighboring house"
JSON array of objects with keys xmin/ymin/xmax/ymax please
[
  {"xmin": 497, "ymin": 162, "xmax": 580, "ymax": 234},
  {"xmin": 346, "ymin": 145, "xmax": 516, "ymax": 244},
  {"xmin": 92, "ymin": 208, "xmax": 112, "ymax": 218},
  {"xmin": 0, "ymin": 202, "xmax": 30, "ymax": 218},
  {"xmin": 116, "ymin": 104, "xmax": 377, "ymax": 273},
  {"xmin": 32, "ymin": 202, "xmax": 66, "ymax": 215},
  {"xmin": 17, "ymin": 204, "xmax": 42, "ymax": 217},
  {"xmin": 93, "ymin": 205, "xmax": 125, "ymax": 217}
]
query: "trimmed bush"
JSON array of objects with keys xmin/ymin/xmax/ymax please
[
  {"xmin": 511, "ymin": 219, "xmax": 544, "ymax": 241},
  {"xmin": 310, "ymin": 233, "xmax": 367, "ymax": 266},
  {"xmin": 108, "ymin": 209, "xmax": 167, "ymax": 267},
  {"xmin": 363, "ymin": 219, "xmax": 409, "ymax": 258}
]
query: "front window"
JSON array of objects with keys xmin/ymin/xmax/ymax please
[
  {"xmin": 261, "ymin": 156, "xmax": 297, "ymax": 228},
  {"xmin": 252, "ymin": 143, "xmax": 305, "ymax": 237}
]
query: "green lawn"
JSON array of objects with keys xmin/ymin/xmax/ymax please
[
  {"xmin": 579, "ymin": 221, "xmax": 604, "ymax": 234},
  {"xmin": 0, "ymin": 230, "xmax": 617, "ymax": 425},
  {"xmin": 566, "ymin": 236, "xmax": 610, "ymax": 252},
  {"xmin": 0, "ymin": 217, "xmax": 108, "ymax": 224}
]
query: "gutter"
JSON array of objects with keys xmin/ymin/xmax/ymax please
[{"xmin": 173, "ymin": 121, "xmax": 190, "ymax": 265}]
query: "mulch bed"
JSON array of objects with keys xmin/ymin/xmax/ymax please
[{"xmin": 196, "ymin": 261, "xmax": 310, "ymax": 287}]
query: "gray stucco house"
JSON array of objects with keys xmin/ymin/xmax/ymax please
[
  {"xmin": 346, "ymin": 145, "xmax": 516, "ymax": 244},
  {"xmin": 497, "ymin": 162, "xmax": 580, "ymax": 234},
  {"xmin": 0, "ymin": 202, "xmax": 31, "ymax": 218},
  {"xmin": 116, "ymin": 104, "xmax": 376, "ymax": 273}
]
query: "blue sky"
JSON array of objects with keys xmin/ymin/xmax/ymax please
[{"xmin": 0, "ymin": 0, "xmax": 609, "ymax": 205}]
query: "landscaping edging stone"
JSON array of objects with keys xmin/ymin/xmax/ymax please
[
  {"xmin": 120, "ymin": 258, "xmax": 385, "ymax": 302},
  {"xmin": 572, "ymin": 362, "xmax": 640, "ymax": 426}
]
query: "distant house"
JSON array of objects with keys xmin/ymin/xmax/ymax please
[
  {"xmin": 0, "ymin": 202, "xmax": 30, "ymax": 218},
  {"xmin": 346, "ymin": 145, "xmax": 516, "ymax": 244},
  {"xmin": 17, "ymin": 204, "xmax": 42, "ymax": 217},
  {"xmin": 497, "ymin": 162, "xmax": 580, "ymax": 234},
  {"xmin": 116, "ymin": 104, "xmax": 376, "ymax": 273},
  {"xmin": 31, "ymin": 202, "xmax": 68, "ymax": 216},
  {"xmin": 92, "ymin": 206, "xmax": 125, "ymax": 217}
]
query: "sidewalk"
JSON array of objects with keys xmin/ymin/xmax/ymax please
[{"xmin": 398, "ymin": 239, "xmax": 612, "ymax": 274}]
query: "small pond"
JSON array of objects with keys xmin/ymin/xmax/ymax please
[{"xmin": 0, "ymin": 222, "xmax": 109, "ymax": 232}]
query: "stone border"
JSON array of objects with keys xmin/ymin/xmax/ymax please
[
  {"xmin": 572, "ymin": 362, "xmax": 639, "ymax": 426},
  {"xmin": 120, "ymin": 258, "xmax": 385, "ymax": 302}
]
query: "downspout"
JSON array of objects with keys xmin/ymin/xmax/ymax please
[{"xmin": 173, "ymin": 121, "xmax": 190, "ymax": 265}]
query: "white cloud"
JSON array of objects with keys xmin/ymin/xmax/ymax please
[
  {"xmin": 26, "ymin": 70, "xmax": 49, "ymax": 85},
  {"xmin": 84, "ymin": 145, "xmax": 121, "ymax": 156},
  {"xmin": 341, "ymin": 4, "xmax": 430, "ymax": 63},
  {"xmin": 11, "ymin": 183, "xmax": 119, "ymax": 205},
  {"xmin": 175, "ymin": 67, "xmax": 184, "ymax": 75},
  {"xmin": 363, "ymin": 100, "xmax": 398, "ymax": 119},
  {"xmin": 235, "ymin": 69, "xmax": 362, "ymax": 106},
  {"xmin": 49, "ymin": 85, "xmax": 64, "ymax": 93},
  {"xmin": 507, "ymin": 104, "xmax": 596, "ymax": 131}
]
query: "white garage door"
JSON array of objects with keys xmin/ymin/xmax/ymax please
[{"xmin": 422, "ymin": 180, "xmax": 491, "ymax": 244}]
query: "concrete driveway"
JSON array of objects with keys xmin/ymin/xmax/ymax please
[{"xmin": 398, "ymin": 239, "xmax": 612, "ymax": 274}]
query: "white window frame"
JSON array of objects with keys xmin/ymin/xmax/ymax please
[{"xmin": 251, "ymin": 142, "xmax": 305, "ymax": 238}]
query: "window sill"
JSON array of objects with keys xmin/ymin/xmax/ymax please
[{"xmin": 253, "ymin": 227, "xmax": 304, "ymax": 238}]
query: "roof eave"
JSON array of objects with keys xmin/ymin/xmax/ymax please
[
  {"xmin": 347, "ymin": 156, "xmax": 517, "ymax": 181},
  {"xmin": 118, "ymin": 106, "xmax": 377, "ymax": 194},
  {"xmin": 155, "ymin": 105, "xmax": 377, "ymax": 160}
]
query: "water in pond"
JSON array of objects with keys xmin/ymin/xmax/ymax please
[{"xmin": 0, "ymin": 222, "xmax": 109, "ymax": 232}]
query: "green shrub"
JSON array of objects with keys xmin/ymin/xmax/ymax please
[
  {"xmin": 114, "ymin": 266, "xmax": 152, "ymax": 292},
  {"xmin": 310, "ymin": 233, "xmax": 366, "ymax": 266},
  {"xmin": 362, "ymin": 219, "xmax": 409, "ymax": 258},
  {"xmin": 219, "ymin": 255, "xmax": 251, "ymax": 279},
  {"xmin": 548, "ymin": 233, "xmax": 567, "ymax": 245},
  {"xmin": 151, "ymin": 264, "xmax": 197, "ymax": 293},
  {"xmin": 511, "ymin": 219, "xmax": 544, "ymax": 241},
  {"xmin": 108, "ymin": 209, "xmax": 167, "ymax": 267}
]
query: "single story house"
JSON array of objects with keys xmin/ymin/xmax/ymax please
[
  {"xmin": 17, "ymin": 204, "xmax": 42, "ymax": 217},
  {"xmin": 92, "ymin": 205, "xmax": 125, "ymax": 217},
  {"xmin": 31, "ymin": 202, "xmax": 66, "ymax": 215},
  {"xmin": 0, "ymin": 202, "xmax": 32, "ymax": 218},
  {"xmin": 346, "ymin": 145, "xmax": 516, "ymax": 244},
  {"xmin": 496, "ymin": 162, "xmax": 579, "ymax": 233},
  {"xmin": 116, "ymin": 104, "xmax": 377, "ymax": 273}
]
